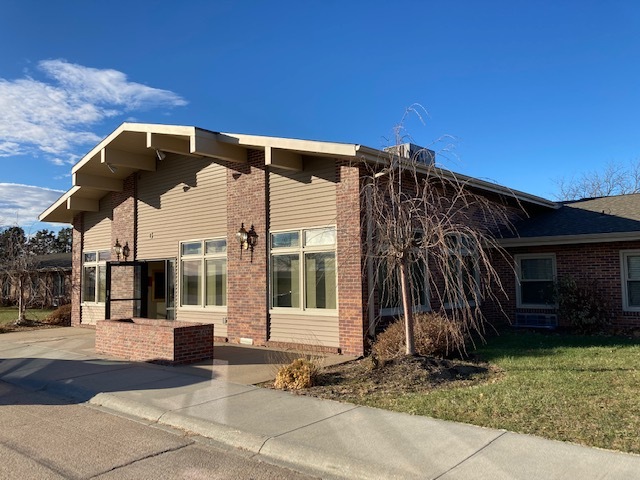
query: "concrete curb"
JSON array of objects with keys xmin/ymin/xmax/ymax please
[
  {"xmin": 89, "ymin": 393, "xmax": 168, "ymax": 422},
  {"xmin": 88, "ymin": 392, "xmax": 271, "ymax": 454}
]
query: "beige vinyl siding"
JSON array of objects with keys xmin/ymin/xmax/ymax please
[
  {"xmin": 83, "ymin": 197, "xmax": 112, "ymax": 249},
  {"xmin": 269, "ymin": 157, "xmax": 337, "ymax": 231},
  {"xmin": 137, "ymin": 155, "xmax": 227, "ymax": 259},
  {"xmin": 81, "ymin": 304, "xmax": 105, "ymax": 326},
  {"xmin": 269, "ymin": 313, "xmax": 339, "ymax": 348},
  {"xmin": 177, "ymin": 310, "xmax": 227, "ymax": 338}
]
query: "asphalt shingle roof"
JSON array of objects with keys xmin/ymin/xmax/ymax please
[
  {"xmin": 508, "ymin": 193, "xmax": 640, "ymax": 238},
  {"xmin": 34, "ymin": 253, "xmax": 72, "ymax": 270}
]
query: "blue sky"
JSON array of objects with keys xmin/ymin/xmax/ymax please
[{"xmin": 1, "ymin": 0, "xmax": 640, "ymax": 231}]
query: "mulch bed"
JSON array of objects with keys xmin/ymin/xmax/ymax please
[{"xmin": 286, "ymin": 354, "xmax": 497, "ymax": 401}]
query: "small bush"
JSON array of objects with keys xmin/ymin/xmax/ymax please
[
  {"xmin": 274, "ymin": 358, "xmax": 319, "ymax": 390},
  {"xmin": 372, "ymin": 312, "xmax": 467, "ymax": 360},
  {"xmin": 43, "ymin": 304, "xmax": 72, "ymax": 326},
  {"xmin": 554, "ymin": 276, "xmax": 610, "ymax": 333}
]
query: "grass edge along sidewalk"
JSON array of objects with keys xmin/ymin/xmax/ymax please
[{"xmin": 333, "ymin": 331, "xmax": 640, "ymax": 455}]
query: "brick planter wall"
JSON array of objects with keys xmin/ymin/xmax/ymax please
[{"xmin": 96, "ymin": 318, "xmax": 213, "ymax": 365}]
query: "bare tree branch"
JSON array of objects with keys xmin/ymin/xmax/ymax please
[
  {"xmin": 360, "ymin": 142, "xmax": 517, "ymax": 355},
  {"xmin": 554, "ymin": 159, "xmax": 640, "ymax": 201}
]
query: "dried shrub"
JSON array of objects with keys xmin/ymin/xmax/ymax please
[
  {"xmin": 372, "ymin": 312, "xmax": 467, "ymax": 361},
  {"xmin": 274, "ymin": 358, "xmax": 319, "ymax": 390},
  {"xmin": 43, "ymin": 304, "xmax": 71, "ymax": 326},
  {"xmin": 554, "ymin": 276, "xmax": 610, "ymax": 333}
]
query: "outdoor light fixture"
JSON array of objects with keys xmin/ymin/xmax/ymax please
[
  {"xmin": 122, "ymin": 241, "xmax": 130, "ymax": 260},
  {"xmin": 113, "ymin": 238, "xmax": 123, "ymax": 261},
  {"xmin": 247, "ymin": 225, "xmax": 258, "ymax": 251},
  {"xmin": 237, "ymin": 223, "xmax": 249, "ymax": 250},
  {"xmin": 155, "ymin": 149, "xmax": 166, "ymax": 161},
  {"xmin": 237, "ymin": 223, "xmax": 259, "ymax": 261}
]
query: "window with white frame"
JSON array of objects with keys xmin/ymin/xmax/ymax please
[
  {"xmin": 180, "ymin": 238, "xmax": 227, "ymax": 308},
  {"xmin": 445, "ymin": 234, "xmax": 479, "ymax": 307},
  {"xmin": 516, "ymin": 254, "xmax": 556, "ymax": 308},
  {"xmin": 621, "ymin": 251, "xmax": 640, "ymax": 311},
  {"xmin": 270, "ymin": 227, "xmax": 336, "ymax": 311},
  {"xmin": 82, "ymin": 250, "xmax": 110, "ymax": 303}
]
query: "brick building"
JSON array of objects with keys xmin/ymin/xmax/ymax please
[{"xmin": 39, "ymin": 123, "xmax": 640, "ymax": 357}]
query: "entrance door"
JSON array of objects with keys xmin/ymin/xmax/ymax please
[
  {"xmin": 105, "ymin": 261, "xmax": 148, "ymax": 320},
  {"xmin": 146, "ymin": 259, "xmax": 175, "ymax": 320}
]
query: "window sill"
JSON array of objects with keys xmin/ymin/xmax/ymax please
[
  {"xmin": 270, "ymin": 308, "xmax": 338, "ymax": 317},
  {"xmin": 179, "ymin": 305, "xmax": 227, "ymax": 312}
]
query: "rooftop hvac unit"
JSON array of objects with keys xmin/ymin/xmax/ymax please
[{"xmin": 383, "ymin": 143, "xmax": 435, "ymax": 165}]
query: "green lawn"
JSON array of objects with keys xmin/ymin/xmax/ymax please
[
  {"xmin": 0, "ymin": 306, "xmax": 56, "ymax": 326},
  {"xmin": 362, "ymin": 331, "xmax": 640, "ymax": 454}
]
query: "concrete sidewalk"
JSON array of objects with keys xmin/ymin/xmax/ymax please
[{"xmin": 0, "ymin": 328, "xmax": 638, "ymax": 480}]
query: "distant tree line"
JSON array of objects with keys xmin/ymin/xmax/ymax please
[
  {"xmin": 0, "ymin": 227, "xmax": 72, "ymax": 257},
  {"xmin": 555, "ymin": 160, "xmax": 640, "ymax": 201}
]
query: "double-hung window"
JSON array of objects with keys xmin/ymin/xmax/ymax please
[
  {"xmin": 445, "ymin": 234, "xmax": 479, "ymax": 307},
  {"xmin": 270, "ymin": 227, "xmax": 336, "ymax": 311},
  {"xmin": 621, "ymin": 251, "xmax": 640, "ymax": 311},
  {"xmin": 515, "ymin": 254, "xmax": 556, "ymax": 308},
  {"xmin": 180, "ymin": 238, "xmax": 227, "ymax": 308},
  {"xmin": 82, "ymin": 250, "xmax": 110, "ymax": 304}
]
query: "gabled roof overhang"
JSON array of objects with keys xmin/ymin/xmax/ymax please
[{"xmin": 39, "ymin": 122, "xmax": 556, "ymax": 224}]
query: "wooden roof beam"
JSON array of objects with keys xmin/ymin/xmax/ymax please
[
  {"xmin": 101, "ymin": 147, "xmax": 156, "ymax": 171},
  {"xmin": 73, "ymin": 172, "xmax": 123, "ymax": 192},
  {"xmin": 265, "ymin": 147, "xmax": 303, "ymax": 171},
  {"xmin": 66, "ymin": 196, "xmax": 99, "ymax": 212},
  {"xmin": 146, "ymin": 132, "xmax": 192, "ymax": 156},
  {"xmin": 191, "ymin": 133, "xmax": 246, "ymax": 163}
]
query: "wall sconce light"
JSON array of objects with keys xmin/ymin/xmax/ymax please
[
  {"xmin": 237, "ymin": 223, "xmax": 248, "ymax": 252},
  {"xmin": 237, "ymin": 223, "xmax": 258, "ymax": 261},
  {"xmin": 113, "ymin": 239, "xmax": 131, "ymax": 261},
  {"xmin": 113, "ymin": 238, "xmax": 122, "ymax": 261},
  {"xmin": 247, "ymin": 225, "xmax": 258, "ymax": 252}
]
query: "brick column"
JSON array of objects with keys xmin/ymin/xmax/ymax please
[
  {"xmin": 336, "ymin": 163, "xmax": 366, "ymax": 356},
  {"xmin": 110, "ymin": 174, "xmax": 137, "ymax": 319},
  {"xmin": 71, "ymin": 213, "xmax": 83, "ymax": 327},
  {"xmin": 226, "ymin": 150, "xmax": 268, "ymax": 345},
  {"xmin": 111, "ymin": 174, "xmax": 136, "ymax": 257}
]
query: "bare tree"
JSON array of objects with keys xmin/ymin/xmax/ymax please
[
  {"xmin": 0, "ymin": 226, "xmax": 39, "ymax": 324},
  {"xmin": 555, "ymin": 159, "xmax": 640, "ymax": 201},
  {"xmin": 361, "ymin": 137, "xmax": 515, "ymax": 355}
]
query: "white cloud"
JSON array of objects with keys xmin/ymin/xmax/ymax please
[
  {"xmin": 0, "ymin": 183, "xmax": 66, "ymax": 230},
  {"xmin": 0, "ymin": 59, "xmax": 187, "ymax": 160}
]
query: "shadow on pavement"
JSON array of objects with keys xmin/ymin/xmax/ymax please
[{"xmin": 0, "ymin": 355, "xmax": 212, "ymax": 405}]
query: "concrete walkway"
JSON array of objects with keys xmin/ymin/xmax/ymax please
[{"xmin": 0, "ymin": 328, "xmax": 638, "ymax": 480}]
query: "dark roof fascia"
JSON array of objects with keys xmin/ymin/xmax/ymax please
[{"xmin": 499, "ymin": 231, "xmax": 640, "ymax": 248}]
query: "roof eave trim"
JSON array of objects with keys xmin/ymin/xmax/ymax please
[
  {"xmin": 499, "ymin": 231, "xmax": 640, "ymax": 247},
  {"xmin": 38, "ymin": 188, "xmax": 78, "ymax": 223}
]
